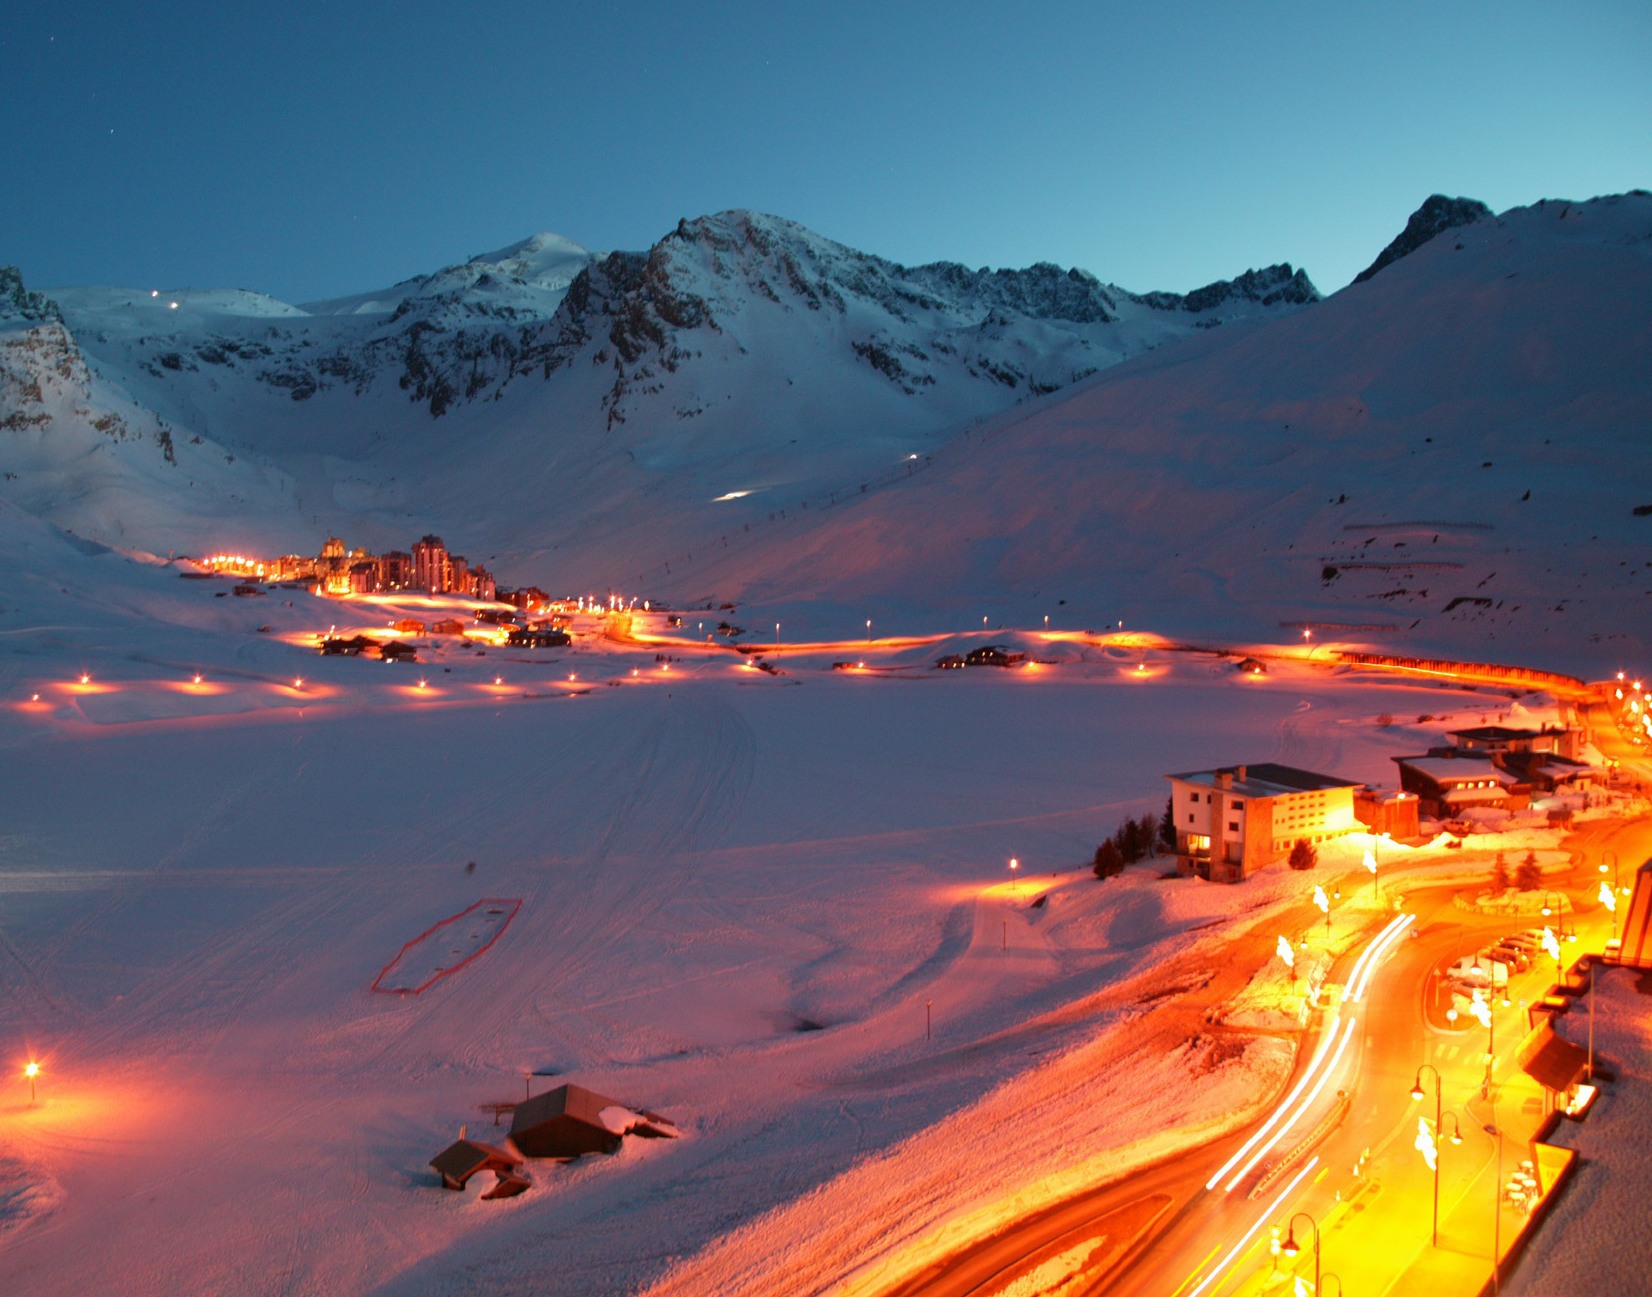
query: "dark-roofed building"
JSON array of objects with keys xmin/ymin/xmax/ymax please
[
  {"xmin": 508, "ymin": 1083, "xmax": 678, "ymax": 1159},
  {"xmin": 1446, "ymin": 724, "xmax": 1581, "ymax": 759},
  {"xmin": 1496, "ymin": 751, "xmax": 1598, "ymax": 795},
  {"xmin": 1167, "ymin": 763, "xmax": 1364, "ymax": 883},
  {"xmin": 430, "ymin": 1132, "xmax": 524, "ymax": 1191},
  {"xmin": 509, "ymin": 1084, "xmax": 627, "ymax": 1159},
  {"xmin": 1392, "ymin": 754, "xmax": 1526, "ymax": 818},
  {"xmin": 506, "ymin": 626, "xmax": 571, "ymax": 649}
]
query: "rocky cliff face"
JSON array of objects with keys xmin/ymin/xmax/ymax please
[{"xmin": 1353, "ymin": 194, "xmax": 1493, "ymax": 284}]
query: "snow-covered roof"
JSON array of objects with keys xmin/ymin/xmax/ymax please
[
  {"xmin": 1394, "ymin": 755, "xmax": 1518, "ymax": 785},
  {"xmin": 1447, "ymin": 725, "xmax": 1556, "ymax": 741},
  {"xmin": 1168, "ymin": 762, "xmax": 1362, "ymax": 799}
]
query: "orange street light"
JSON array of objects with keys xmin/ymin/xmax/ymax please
[
  {"xmin": 1410, "ymin": 1062, "xmax": 1445, "ymax": 1244},
  {"xmin": 1280, "ymin": 1212, "xmax": 1320, "ymax": 1295},
  {"xmin": 24, "ymin": 1059, "xmax": 39, "ymax": 1104}
]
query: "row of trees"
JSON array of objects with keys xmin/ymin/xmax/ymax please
[{"xmin": 1093, "ymin": 799, "xmax": 1179, "ymax": 878}]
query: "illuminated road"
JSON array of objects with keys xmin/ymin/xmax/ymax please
[{"xmin": 878, "ymin": 867, "xmax": 1617, "ymax": 1297}]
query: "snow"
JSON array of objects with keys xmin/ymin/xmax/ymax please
[
  {"xmin": 1, "ymin": 193, "xmax": 1647, "ymax": 1293},
  {"xmin": 0, "ymin": 527, "xmax": 1572, "ymax": 1295}
]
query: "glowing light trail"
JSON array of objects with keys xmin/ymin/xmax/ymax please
[
  {"xmin": 1222, "ymin": 1017, "xmax": 1357, "ymax": 1190},
  {"xmin": 1185, "ymin": 1157, "xmax": 1321, "ymax": 1297},
  {"xmin": 1348, "ymin": 913, "xmax": 1416, "ymax": 1002},
  {"xmin": 1206, "ymin": 1016, "xmax": 1341, "ymax": 1192}
]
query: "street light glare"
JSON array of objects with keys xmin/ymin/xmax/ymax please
[{"xmin": 24, "ymin": 1061, "xmax": 39, "ymax": 1078}]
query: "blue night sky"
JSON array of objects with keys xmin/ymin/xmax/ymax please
[{"xmin": 4, "ymin": 1, "xmax": 1647, "ymax": 304}]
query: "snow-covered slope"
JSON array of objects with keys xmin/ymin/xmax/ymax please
[
  {"xmin": 3, "ymin": 213, "xmax": 1317, "ymax": 564},
  {"xmin": 670, "ymin": 193, "xmax": 1652, "ymax": 676},
  {"xmin": 6, "ymin": 194, "xmax": 1649, "ymax": 673}
]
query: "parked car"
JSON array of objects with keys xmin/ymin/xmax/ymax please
[
  {"xmin": 1446, "ymin": 956, "xmax": 1509, "ymax": 989},
  {"xmin": 1480, "ymin": 946, "xmax": 1528, "ymax": 974}
]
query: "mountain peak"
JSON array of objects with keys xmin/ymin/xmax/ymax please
[
  {"xmin": 1353, "ymin": 194, "xmax": 1493, "ymax": 285},
  {"xmin": 0, "ymin": 265, "xmax": 63, "ymax": 325}
]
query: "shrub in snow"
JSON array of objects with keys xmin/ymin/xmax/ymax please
[{"xmin": 1288, "ymin": 838, "xmax": 1317, "ymax": 871}]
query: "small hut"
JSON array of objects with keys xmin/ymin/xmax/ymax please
[
  {"xmin": 509, "ymin": 1083, "xmax": 678, "ymax": 1159},
  {"xmin": 430, "ymin": 1129, "xmax": 525, "ymax": 1191}
]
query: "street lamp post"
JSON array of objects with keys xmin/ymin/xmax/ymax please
[
  {"xmin": 1490, "ymin": 1087, "xmax": 1503, "ymax": 1295},
  {"xmin": 1411, "ymin": 1063, "xmax": 1449, "ymax": 1245},
  {"xmin": 24, "ymin": 1060, "xmax": 39, "ymax": 1104},
  {"xmin": 1281, "ymin": 1211, "xmax": 1321, "ymax": 1295},
  {"xmin": 1470, "ymin": 987, "xmax": 1506, "ymax": 1099}
]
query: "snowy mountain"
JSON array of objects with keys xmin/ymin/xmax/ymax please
[
  {"xmin": 1, "ymin": 212, "xmax": 1316, "ymax": 564},
  {"xmin": 673, "ymin": 193, "xmax": 1652, "ymax": 676},
  {"xmin": 4, "ymin": 194, "xmax": 1649, "ymax": 674}
]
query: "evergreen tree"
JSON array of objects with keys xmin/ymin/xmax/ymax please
[
  {"xmin": 1116, "ymin": 819, "xmax": 1144, "ymax": 864},
  {"xmin": 1288, "ymin": 838, "xmax": 1317, "ymax": 871},
  {"xmin": 1159, "ymin": 795, "xmax": 1177, "ymax": 850},
  {"xmin": 1491, "ymin": 850, "xmax": 1510, "ymax": 895},
  {"xmin": 1093, "ymin": 839, "xmax": 1124, "ymax": 879},
  {"xmin": 1515, "ymin": 852, "xmax": 1542, "ymax": 892},
  {"xmin": 1136, "ymin": 815, "xmax": 1161, "ymax": 859}
]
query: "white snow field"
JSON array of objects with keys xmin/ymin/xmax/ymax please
[
  {"xmin": 0, "ymin": 524, "xmax": 1547, "ymax": 1296},
  {"xmin": 3, "ymin": 191, "xmax": 1648, "ymax": 1293}
]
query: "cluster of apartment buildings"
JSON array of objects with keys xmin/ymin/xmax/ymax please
[
  {"xmin": 199, "ymin": 534, "xmax": 556, "ymax": 607},
  {"xmin": 1168, "ymin": 723, "xmax": 1596, "ymax": 884}
]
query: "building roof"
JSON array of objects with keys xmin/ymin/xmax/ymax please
[
  {"xmin": 1167, "ymin": 762, "xmax": 1362, "ymax": 798},
  {"xmin": 430, "ymin": 1137, "xmax": 523, "ymax": 1184},
  {"xmin": 1517, "ymin": 1023, "xmax": 1590, "ymax": 1092},
  {"xmin": 510, "ymin": 1083, "xmax": 623, "ymax": 1139},
  {"xmin": 1393, "ymin": 755, "xmax": 1518, "ymax": 785},
  {"xmin": 1447, "ymin": 725, "xmax": 1558, "ymax": 742}
]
